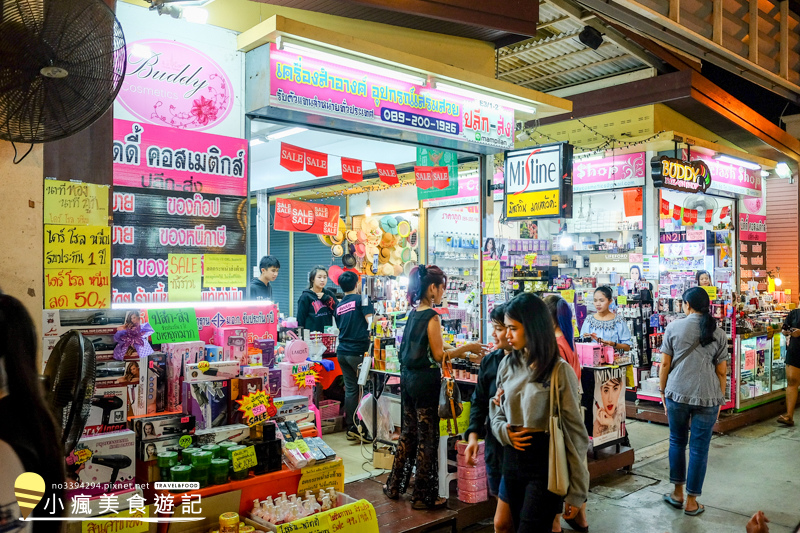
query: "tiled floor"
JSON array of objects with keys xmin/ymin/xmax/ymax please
[{"xmin": 323, "ymin": 431, "xmax": 391, "ymax": 483}]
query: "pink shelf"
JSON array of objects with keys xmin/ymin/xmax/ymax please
[{"xmin": 636, "ymin": 392, "xmax": 662, "ymax": 402}]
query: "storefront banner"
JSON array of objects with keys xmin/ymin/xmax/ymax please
[
  {"xmin": 111, "ymin": 187, "xmax": 247, "ymax": 304},
  {"xmin": 304, "ymin": 148, "xmax": 328, "ymax": 177},
  {"xmin": 504, "ymin": 142, "xmax": 573, "ymax": 220},
  {"xmin": 416, "ymin": 147, "xmax": 458, "ymax": 200},
  {"xmin": 376, "ymin": 163, "xmax": 399, "ymax": 185},
  {"xmin": 118, "ymin": 39, "xmax": 233, "ymax": 132},
  {"xmin": 573, "ymin": 152, "xmax": 646, "ymax": 192},
  {"xmin": 269, "ymin": 43, "xmax": 515, "ymax": 150},
  {"xmin": 274, "ymin": 198, "xmax": 340, "ymax": 236},
  {"xmin": 428, "ymin": 205, "xmax": 480, "ymax": 234},
  {"xmin": 651, "ymin": 156, "xmax": 711, "ymax": 194},
  {"xmin": 739, "ymin": 214, "xmax": 767, "ymax": 242},
  {"xmin": 341, "ymin": 157, "xmax": 363, "ymax": 183},
  {"xmin": 44, "ymin": 180, "xmax": 110, "ymax": 226},
  {"xmin": 280, "ymin": 142, "xmax": 305, "ymax": 172},
  {"xmin": 691, "ymin": 154, "xmax": 762, "ymax": 197},
  {"xmin": 113, "ymin": 119, "xmax": 247, "ymax": 197}
]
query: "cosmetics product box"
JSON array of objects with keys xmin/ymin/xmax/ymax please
[
  {"xmin": 182, "ymin": 380, "xmax": 231, "ymax": 430},
  {"xmin": 146, "ymin": 352, "xmax": 167, "ymax": 414},
  {"xmin": 458, "ymin": 488, "xmax": 488, "ymax": 503},
  {"xmin": 131, "ymin": 413, "xmax": 195, "ymax": 441},
  {"xmin": 307, "ymin": 437, "xmax": 336, "ymax": 461},
  {"xmin": 458, "ymin": 475, "xmax": 487, "ymax": 492},
  {"xmin": 241, "ymin": 366, "xmax": 281, "ymax": 397},
  {"xmin": 83, "ymin": 385, "xmax": 128, "ymax": 436},
  {"xmin": 204, "ymin": 344, "xmax": 222, "ymax": 362},
  {"xmin": 228, "ymin": 377, "xmax": 263, "ymax": 424},
  {"xmin": 184, "ymin": 360, "xmax": 240, "ymax": 383},
  {"xmin": 272, "ymin": 395, "xmax": 309, "ymax": 418},
  {"xmin": 212, "ymin": 326, "xmax": 248, "ymax": 365},
  {"xmin": 163, "ymin": 341, "xmax": 206, "ymax": 412},
  {"xmin": 67, "ymin": 430, "xmax": 136, "ymax": 497}
]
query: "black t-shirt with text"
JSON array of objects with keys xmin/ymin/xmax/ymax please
[{"xmin": 334, "ymin": 294, "xmax": 374, "ymax": 355}]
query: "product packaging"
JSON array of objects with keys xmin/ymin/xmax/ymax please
[
  {"xmin": 272, "ymin": 395, "xmax": 309, "ymax": 418},
  {"xmin": 83, "ymin": 386, "xmax": 128, "ymax": 436},
  {"xmin": 204, "ymin": 344, "xmax": 222, "ymax": 362},
  {"xmin": 182, "ymin": 380, "xmax": 231, "ymax": 430},
  {"xmin": 146, "ymin": 352, "xmax": 167, "ymax": 414},
  {"xmin": 184, "ymin": 360, "xmax": 240, "ymax": 383},
  {"xmin": 228, "ymin": 377, "xmax": 264, "ymax": 424},
  {"xmin": 241, "ymin": 366, "xmax": 281, "ymax": 397},
  {"xmin": 163, "ymin": 341, "xmax": 206, "ymax": 412},
  {"xmin": 212, "ymin": 326, "xmax": 248, "ymax": 366},
  {"xmin": 67, "ymin": 430, "xmax": 136, "ymax": 496},
  {"xmin": 193, "ymin": 424, "xmax": 250, "ymax": 447},
  {"xmin": 132, "ymin": 413, "xmax": 195, "ymax": 441},
  {"xmin": 95, "ymin": 352, "xmax": 141, "ymax": 388}
]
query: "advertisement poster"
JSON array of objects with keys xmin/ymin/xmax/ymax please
[
  {"xmin": 416, "ymin": 147, "xmax": 458, "ymax": 200},
  {"xmin": 44, "ymin": 180, "xmax": 110, "ymax": 226},
  {"xmin": 44, "ymin": 225, "xmax": 112, "ymax": 310},
  {"xmin": 504, "ymin": 142, "xmax": 573, "ymax": 220},
  {"xmin": 573, "ymin": 152, "xmax": 646, "ymax": 192},
  {"xmin": 582, "ymin": 366, "xmax": 627, "ymax": 447},
  {"xmin": 274, "ymin": 198, "xmax": 341, "ymax": 236},
  {"xmin": 269, "ymin": 43, "xmax": 514, "ymax": 150}
]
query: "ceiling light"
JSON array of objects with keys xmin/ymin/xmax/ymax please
[
  {"xmin": 559, "ymin": 235, "xmax": 573, "ymax": 247},
  {"xmin": 761, "ymin": 170, "xmax": 770, "ymax": 177},
  {"xmin": 182, "ymin": 6, "xmax": 208, "ymax": 24},
  {"xmin": 775, "ymin": 162, "xmax": 792, "ymax": 178},
  {"xmin": 713, "ymin": 154, "xmax": 761, "ymax": 170},
  {"xmin": 578, "ymin": 26, "xmax": 604, "ymax": 50},
  {"xmin": 266, "ymin": 127, "xmax": 307, "ymax": 141},
  {"xmin": 280, "ymin": 42, "xmax": 426, "ymax": 85},
  {"xmin": 249, "ymin": 138, "xmax": 265, "ymax": 146},
  {"xmin": 365, "ymin": 197, "xmax": 372, "ymax": 218},
  {"xmin": 436, "ymin": 82, "xmax": 537, "ymax": 115}
]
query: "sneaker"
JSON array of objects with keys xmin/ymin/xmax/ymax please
[{"xmin": 346, "ymin": 426, "xmax": 373, "ymax": 443}]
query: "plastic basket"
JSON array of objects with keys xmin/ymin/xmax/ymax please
[
  {"xmin": 310, "ymin": 332, "xmax": 338, "ymax": 354},
  {"xmin": 319, "ymin": 399, "xmax": 341, "ymax": 420}
]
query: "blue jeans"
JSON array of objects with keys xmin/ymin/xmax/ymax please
[{"xmin": 666, "ymin": 398, "xmax": 718, "ymax": 496}]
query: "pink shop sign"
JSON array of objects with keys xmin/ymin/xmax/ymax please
[
  {"xmin": 739, "ymin": 213, "xmax": 767, "ymax": 242},
  {"xmin": 269, "ymin": 43, "xmax": 515, "ymax": 150},
  {"xmin": 573, "ymin": 152, "xmax": 646, "ymax": 192},
  {"xmin": 685, "ymin": 152, "xmax": 761, "ymax": 197},
  {"xmin": 118, "ymin": 39, "xmax": 232, "ymax": 131},
  {"xmin": 113, "ymin": 119, "xmax": 247, "ymax": 197}
]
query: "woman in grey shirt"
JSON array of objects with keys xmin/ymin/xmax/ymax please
[{"xmin": 659, "ymin": 287, "xmax": 729, "ymax": 517}]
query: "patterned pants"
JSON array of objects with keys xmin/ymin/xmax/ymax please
[{"xmin": 385, "ymin": 391, "xmax": 440, "ymax": 506}]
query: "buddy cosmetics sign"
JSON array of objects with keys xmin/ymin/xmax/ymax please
[{"xmin": 504, "ymin": 142, "xmax": 573, "ymax": 220}]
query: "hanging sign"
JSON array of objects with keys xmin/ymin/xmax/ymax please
[
  {"xmin": 415, "ymin": 166, "xmax": 434, "ymax": 189},
  {"xmin": 44, "ymin": 180, "xmax": 110, "ymax": 226},
  {"xmin": 573, "ymin": 152, "xmax": 646, "ymax": 192},
  {"xmin": 739, "ymin": 214, "xmax": 767, "ymax": 242},
  {"xmin": 274, "ymin": 198, "xmax": 340, "ymax": 236},
  {"xmin": 341, "ymin": 157, "xmax": 363, "ymax": 183},
  {"xmin": 503, "ymin": 142, "xmax": 573, "ymax": 220},
  {"xmin": 483, "ymin": 260, "xmax": 501, "ymax": 294},
  {"xmin": 168, "ymin": 253, "xmax": 202, "ymax": 302},
  {"xmin": 304, "ymin": 148, "xmax": 328, "ymax": 177},
  {"xmin": 416, "ymin": 147, "xmax": 459, "ymax": 200},
  {"xmin": 280, "ymin": 142, "xmax": 305, "ymax": 172},
  {"xmin": 376, "ymin": 163, "xmax": 399, "ymax": 185},
  {"xmin": 651, "ymin": 156, "xmax": 712, "ymax": 194},
  {"xmin": 147, "ymin": 307, "xmax": 200, "ymax": 344},
  {"xmin": 432, "ymin": 166, "xmax": 450, "ymax": 189}
]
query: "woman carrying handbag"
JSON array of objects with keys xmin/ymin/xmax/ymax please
[
  {"xmin": 659, "ymin": 286, "xmax": 729, "ymax": 516},
  {"xmin": 491, "ymin": 293, "xmax": 590, "ymax": 532},
  {"xmin": 384, "ymin": 265, "xmax": 487, "ymax": 510}
]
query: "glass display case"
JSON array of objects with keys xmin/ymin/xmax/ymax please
[{"xmin": 734, "ymin": 330, "xmax": 787, "ymax": 410}]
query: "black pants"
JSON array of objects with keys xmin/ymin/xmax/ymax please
[
  {"xmin": 385, "ymin": 387, "xmax": 440, "ymax": 506},
  {"xmin": 503, "ymin": 434, "xmax": 562, "ymax": 532},
  {"xmin": 337, "ymin": 352, "xmax": 363, "ymax": 430}
]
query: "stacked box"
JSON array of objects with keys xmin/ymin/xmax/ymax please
[
  {"xmin": 278, "ymin": 360, "xmax": 315, "ymax": 404},
  {"xmin": 67, "ymin": 431, "xmax": 136, "ymax": 497},
  {"xmin": 163, "ymin": 341, "xmax": 205, "ymax": 412},
  {"xmin": 212, "ymin": 326, "xmax": 248, "ymax": 366},
  {"xmin": 83, "ymin": 385, "xmax": 128, "ymax": 436},
  {"xmin": 182, "ymin": 380, "xmax": 231, "ymax": 430},
  {"xmin": 456, "ymin": 439, "xmax": 487, "ymax": 503}
]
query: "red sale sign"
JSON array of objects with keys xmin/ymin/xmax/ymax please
[
  {"xmin": 280, "ymin": 143, "xmax": 305, "ymax": 172},
  {"xmin": 274, "ymin": 198, "xmax": 340, "ymax": 236},
  {"xmin": 415, "ymin": 166, "xmax": 433, "ymax": 189},
  {"xmin": 341, "ymin": 158, "xmax": 363, "ymax": 183},
  {"xmin": 377, "ymin": 163, "xmax": 398, "ymax": 185},
  {"xmin": 432, "ymin": 166, "xmax": 450, "ymax": 190}
]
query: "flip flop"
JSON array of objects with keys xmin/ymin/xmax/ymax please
[
  {"xmin": 777, "ymin": 415, "xmax": 795, "ymax": 426},
  {"xmin": 684, "ymin": 504, "xmax": 705, "ymax": 516},
  {"xmin": 662, "ymin": 493, "xmax": 683, "ymax": 509}
]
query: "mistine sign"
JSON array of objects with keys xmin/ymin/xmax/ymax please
[
  {"xmin": 651, "ymin": 156, "xmax": 712, "ymax": 194},
  {"xmin": 503, "ymin": 142, "xmax": 573, "ymax": 220}
]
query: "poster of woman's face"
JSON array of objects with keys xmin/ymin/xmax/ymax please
[
  {"xmin": 483, "ymin": 237, "xmax": 498, "ymax": 260},
  {"xmin": 592, "ymin": 368, "xmax": 627, "ymax": 446}
]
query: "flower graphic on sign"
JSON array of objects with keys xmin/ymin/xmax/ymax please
[{"xmin": 191, "ymin": 96, "xmax": 219, "ymax": 126}]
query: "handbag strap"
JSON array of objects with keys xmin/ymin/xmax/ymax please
[
  {"xmin": 441, "ymin": 350, "xmax": 454, "ymax": 379},
  {"xmin": 668, "ymin": 339, "xmax": 701, "ymax": 375},
  {"xmin": 549, "ymin": 361, "xmax": 562, "ymax": 423}
]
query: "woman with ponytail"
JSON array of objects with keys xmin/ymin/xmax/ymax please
[
  {"xmin": 659, "ymin": 287, "xmax": 729, "ymax": 517},
  {"xmin": 384, "ymin": 265, "xmax": 487, "ymax": 510}
]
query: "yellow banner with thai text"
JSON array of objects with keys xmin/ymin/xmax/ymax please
[
  {"xmin": 44, "ymin": 180, "xmax": 109, "ymax": 226},
  {"xmin": 506, "ymin": 190, "xmax": 560, "ymax": 219}
]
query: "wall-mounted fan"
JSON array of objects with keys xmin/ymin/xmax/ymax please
[
  {"xmin": 0, "ymin": 0, "xmax": 126, "ymax": 148},
  {"xmin": 43, "ymin": 331, "xmax": 96, "ymax": 457},
  {"xmin": 683, "ymin": 195, "xmax": 718, "ymax": 213}
]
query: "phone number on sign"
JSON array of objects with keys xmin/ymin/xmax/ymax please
[{"xmin": 380, "ymin": 108, "xmax": 459, "ymax": 135}]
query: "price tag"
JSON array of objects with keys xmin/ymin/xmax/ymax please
[
  {"xmin": 617, "ymin": 295, "xmax": 628, "ymax": 306},
  {"xmin": 252, "ymin": 404, "xmax": 266, "ymax": 417},
  {"xmin": 297, "ymin": 458, "xmax": 345, "ymax": 494},
  {"xmin": 178, "ymin": 436, "xmax": 192, "ymax": 449},
  {"xmin": 700, "ymin": 286, "xmax": 717, "ymax": 299},
  {"xmin": 198, "ymin": 361, "xmax": 210, "ymax": 373},
  {"xmin": 68, "ymin": 448, "xmax": 93, "ymax": 466},
  {"xmin": 231, "ymin": 445, "xmax": 257, "ymax": 472},
  {"xmin": 237, "ymin": 390, "xmax": 276, "ymax": 427}
]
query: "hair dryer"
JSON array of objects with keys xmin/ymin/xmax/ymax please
[
  {"xmin": 91, "ymin": 395, "xmax": 124, "ymax": 427},
  {"xmin": 91, "ymin": 454, "xmax": 132, "ymax": 485}
]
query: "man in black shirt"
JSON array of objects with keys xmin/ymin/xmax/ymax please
[
  {"xmin": 251, "ymin": 256, "xmax": 279, "ymax": 301},
  {"xmin": 334, "ymin": 271, "xmax": 374, "ymax": 441}
]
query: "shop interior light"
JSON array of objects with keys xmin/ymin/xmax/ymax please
[
  {"xmin": 112, "ymin": 299, "xmax": 268, "ymax": 311},
  {"xmin": 249, "ymin": 137, "xmax": 265, "ymax": 146},
  {"xmin": 435, "ymin": 82, "xmax": 537, "ymax": 115},
  {"xmin": 365, "ymin": 196, "xmax": 372, "ymax": 218},
  {"xmin": 773, "ymin": 267, "xmax": 783, "ymax": 287},
  {"xmin": 516, "ymin": 131, "xmax": 530, "ymax": 142},
  {"xmin": 266, "ymin": 127, "xmax": 307, "ymax": 141},
  {"xmin": 181, "ymin": 6, "xmax": 209, "ymax": 24},
  {"xmin": 761, "ymin": 170, "xmax": 771, "ymax": 178},
  {"xmin": 574, "ymin": 152, "xmax": 604, "ymax": 162},
  {"xmin": 559, "ymin": 235, "xmax": 573, "ymax": 247},
  {"xmin": 280, "ymin": 42, "xmax": 427, "ymax": 86},
  {"xmin": 713, "ymin": 154, "xmax": 762, "ymax": 171},
  {"xmin": 775, "ymin": 162, "xmax": 792, "ymax": 178}
]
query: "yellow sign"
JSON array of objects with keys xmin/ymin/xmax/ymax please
[
  {"xmin": 168, "ymin": 254, "xmax": 202, "ymax": 302},
  {"xmin": 439, "ymin": 401, "xmax": 470, "ymax": 437},
  {"xmin": 44, "ymin": 269, "xmax": 111, "ymax": 310},
  {"xmin": 44, "ymin": 225, "xmax": 110, "ymax": 269},
  {"xmin": 786, "ymin": 289, "xmax": 793, "ymax": 295},
  {"xmin": 700, "ymin": 286, "xmax": 717, "ymax": 299},
  {"xmin": 276, "ymin": 499, "xmax": 378, "ymax": 533},
  {"xmin": 82, "ymin": 509, "xmax": 149, "ymax": 533},
  {"xmin": 617, "ymin": 295, "xmax": 628, "ymax": 306},
  {"xmin": 293, "ymin": 369, "xmax": 320, "ymax": 389},
  {"xmin": 483, "ymin": 260, "xmax": 501, "ymax": 295},
  {"xmin": 774, "ymin": 333, "xmax": 782, "ymax": 361},
  {"xmin": 237, "ymin": 390, "xmax": 276, "ymax": 427},
  {"xmin": 560, "ymin": 289, "xmax": 575, "ymax": 303},
  {"xmin": 297, "ymin": 458, "xmax": 345, "ymax": 494},
  {"xmin": 44, "ymin": 180, "xmax": 109, "ymax": 226},
  {"xmin": 232, "ymin": 445, "xmax": 257, "ymax": 472},
  {"xmin": 204, "ymin": 254, "xmax": 247, "ymax": 288},
  {"xmin": 506, "ymin": 190, "xmax": 560, "ymax": 219}
]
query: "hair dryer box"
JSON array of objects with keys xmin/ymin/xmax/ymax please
[
  {"xmin": 182, "ymin": 380, "xmax": 231, "ymax": 430},
  {"xmin": 146, "ymin": 352, "xmax": 167, "ymax": 414},
  {"xmin": 131, "ymin": 413, "xmax": 195, "ymax": 441},
  {"xmin": 83, "ymin": 385, "xmax": 128, "ymax": 436},
  {"xmin": 184, "ymin": 360, "xmax": 240, "ymax": 383},
  {"xmin": 67, "ymin": 430, "xmax": 136, "ymax": 497}
]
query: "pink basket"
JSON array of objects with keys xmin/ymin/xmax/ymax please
[
  {"xmin": 310, "ymin": 332, "xmax": 338, "ymax": 354},
  {"xmin": 319, "ymin": 399, "xmax": 341, "ymax": 420}
]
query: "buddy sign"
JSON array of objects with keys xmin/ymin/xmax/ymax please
[
  {"xmin": 503, "ymin": 142, "xmax": 573, "ymax": 220},
  {"xmin": 651, "ymin": 156, "xmax": 712, "ymax": 194}
]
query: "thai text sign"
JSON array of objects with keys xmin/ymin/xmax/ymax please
[
  {"xmin": 274, "ymin": 198, "xmax": 340, "ymax": 236},
  {"xmin": 689, "ymin": 152, "xmax": 761, "ymax": 197},
  {"xmin": 44, "ymin": 269, "xmax": 111, "ymax": 310},
  {"xmin": 204, "ymin": 254, "xmax": 247, "ymax": 287},
  {"xmin": 739, "ymin": 214, "xmax": 767, "ymax": 242},
  {"xmin": 44, "ymin": 179, "xmax": 109, "ymax": 226},
  {"xmin": 298, "ymin": 458, "xmax": 345, "ymax": 494},
  {"xmin": 504, "ymin": 142, "xmax": 573, "ymax": 220},
  {"xmin": 276, "ymin": 499, "xmax": 378, "ymax": 533},
  {"xmin": 45, "ymin": 226, "xmax": 111, "ymax": 269},
  {"xmin": 651, "ymin": 156, "xmax": 711, "ymax": 194},
  {"xmin": 113, "ymin": 118, "xmax": 247, "ymax": 196},
  {"xmin": 146, "ymin": 307, "xmax": 200, "ymax": 344},
  {"xmin": 573, "ymin": 152, "xmax": 646, "ymax": 192},
  {"xmin": 269, "ymin": 43, "xmax": 515, "ymax": 150}
]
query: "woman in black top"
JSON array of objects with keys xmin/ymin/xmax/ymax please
[
  {"xmin": 384, "ymin": 265, "xmax": 486, "ymax": 509},
  {"xmin": 778, "ymin": 309, "xmax": 800, "ymax": 426},
  {"xmin": 296, "ymin": 266, "xmax": 337, "ymax": 333}
]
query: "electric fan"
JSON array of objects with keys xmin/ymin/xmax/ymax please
[
  {"xmin": 0, "ymin": 0, "xmax": 127, "ymax": 144},
  {"xmin": 43, "ymin": 331, "xmax": 97, "ymax": 457},
  {"xmin": 684, "ymin": 195, "xmax": 718, "ymax": 213}
]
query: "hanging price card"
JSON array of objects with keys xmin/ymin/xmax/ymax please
[{"xmin": 231, "ymin": 445, "xmax": 257, "ymax": 472}]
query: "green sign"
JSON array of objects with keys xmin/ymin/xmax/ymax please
[
  {"xmin": 147, "ymin": 307, "xmax": 200, "ymax": 344},
  {"xmin": 416, "ymin": 147, "xmax": 459, "ymax": 200}
]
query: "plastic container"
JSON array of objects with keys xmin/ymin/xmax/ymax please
[
  {"xmin": 210, "ymin": 458, "xmax": 230, "ymax": 485},
  {"xmin": 227, "ymin": 445, "xmax": 250, "ymax": 481},
  {"xmin": 182, "ymin": 448, "xmax": 200, "ymax": 465},
  {"xmin": 202, "ymin": 444, "xmax": 221, "ymax": 458},
  {"xmin": 191, "ymin": 450, "xmax": 213, "ymax": 467},
  {"xmin": 219, "ymin": 441, "xmax": 238, "ymax": 456},
  {"xmin": 193, "ymin": 465, "xmax": 209, "ymax": 488},
  {"xmin": 219, "ymin": 512, "xmax": 239, "ymax": 533},
  {"xmin": 157, "ymin": 451, "xmax": 179, "ymax": 481}
]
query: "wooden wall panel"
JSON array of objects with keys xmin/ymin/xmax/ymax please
[{"xmin": 766, "ymin": 178, "xmax": 799, "ymax": 304}]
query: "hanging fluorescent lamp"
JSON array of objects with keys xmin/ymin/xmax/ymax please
[
  {"xmin": 775, "ymin": 162, "xmax": 792, "ymax": 178},
  {"xmin": 761, "ymin": 170, "xmax": 770, "ymax": 177},
  {"xmin": 365, "ymin": 196, "xmax": 372, "ymax": 218},
  {"xmin": 713, "ymin": 154, "xmax": 761, "ymax": 171},
  {"xmin": 266, "ymin": 127, "xmax": 307, "ymax": 141},
  {"xmin": 435, "ymin": 82, "xmax": 537, "ymax": 115},
  {"xmin": 279, "ymin": 41, "xmax": 426, "ymax": 86},
  {"xmin": 249, "ymin": 137, "xmax": 265, "ymax": 146}
]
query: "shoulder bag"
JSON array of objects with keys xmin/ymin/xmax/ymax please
[
  {"xmin": 438, "ymin": 351, "xmax": 463, "ymax": 435},
  {"xmin": 548, "ymin": 361, "xmax": 569, "ymax": 497},
  {"xmin": 667, "ymin": 339, "xmax": 701, "ymax": 375}
]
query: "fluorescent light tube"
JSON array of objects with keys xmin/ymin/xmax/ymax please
[
  {"xmin": 436, "ymin": 82, "xmax": 537, "ymax": 114},
  {"xmin": 775, "ymin": 162, "xmax": 792, "ymax": 178},
  {"xmin": 266, "ymin": 127, "xmax": 307, "ymax": 141},
  {"xmin": 713, "ymin": 154, "xmax": 761, "ymax": 170}
]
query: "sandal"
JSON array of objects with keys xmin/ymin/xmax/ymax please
[
  {"xmin": 684, "ymin": 504, "xmax": 705, "ymax": 516},
  {"xmin": 777, "ymin": 415, "xmax": 795, "ymax": 426},
  {"xmin": 382, "ymin": 485, "xmax": 399, "ymax": 500},
  {"xmin": 412, "ymin": 497, "xmax": 447, "ymax": 510},
  {"xmin": 662, "ymin": 493, "xmax": 683, "ymax": 509}
]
